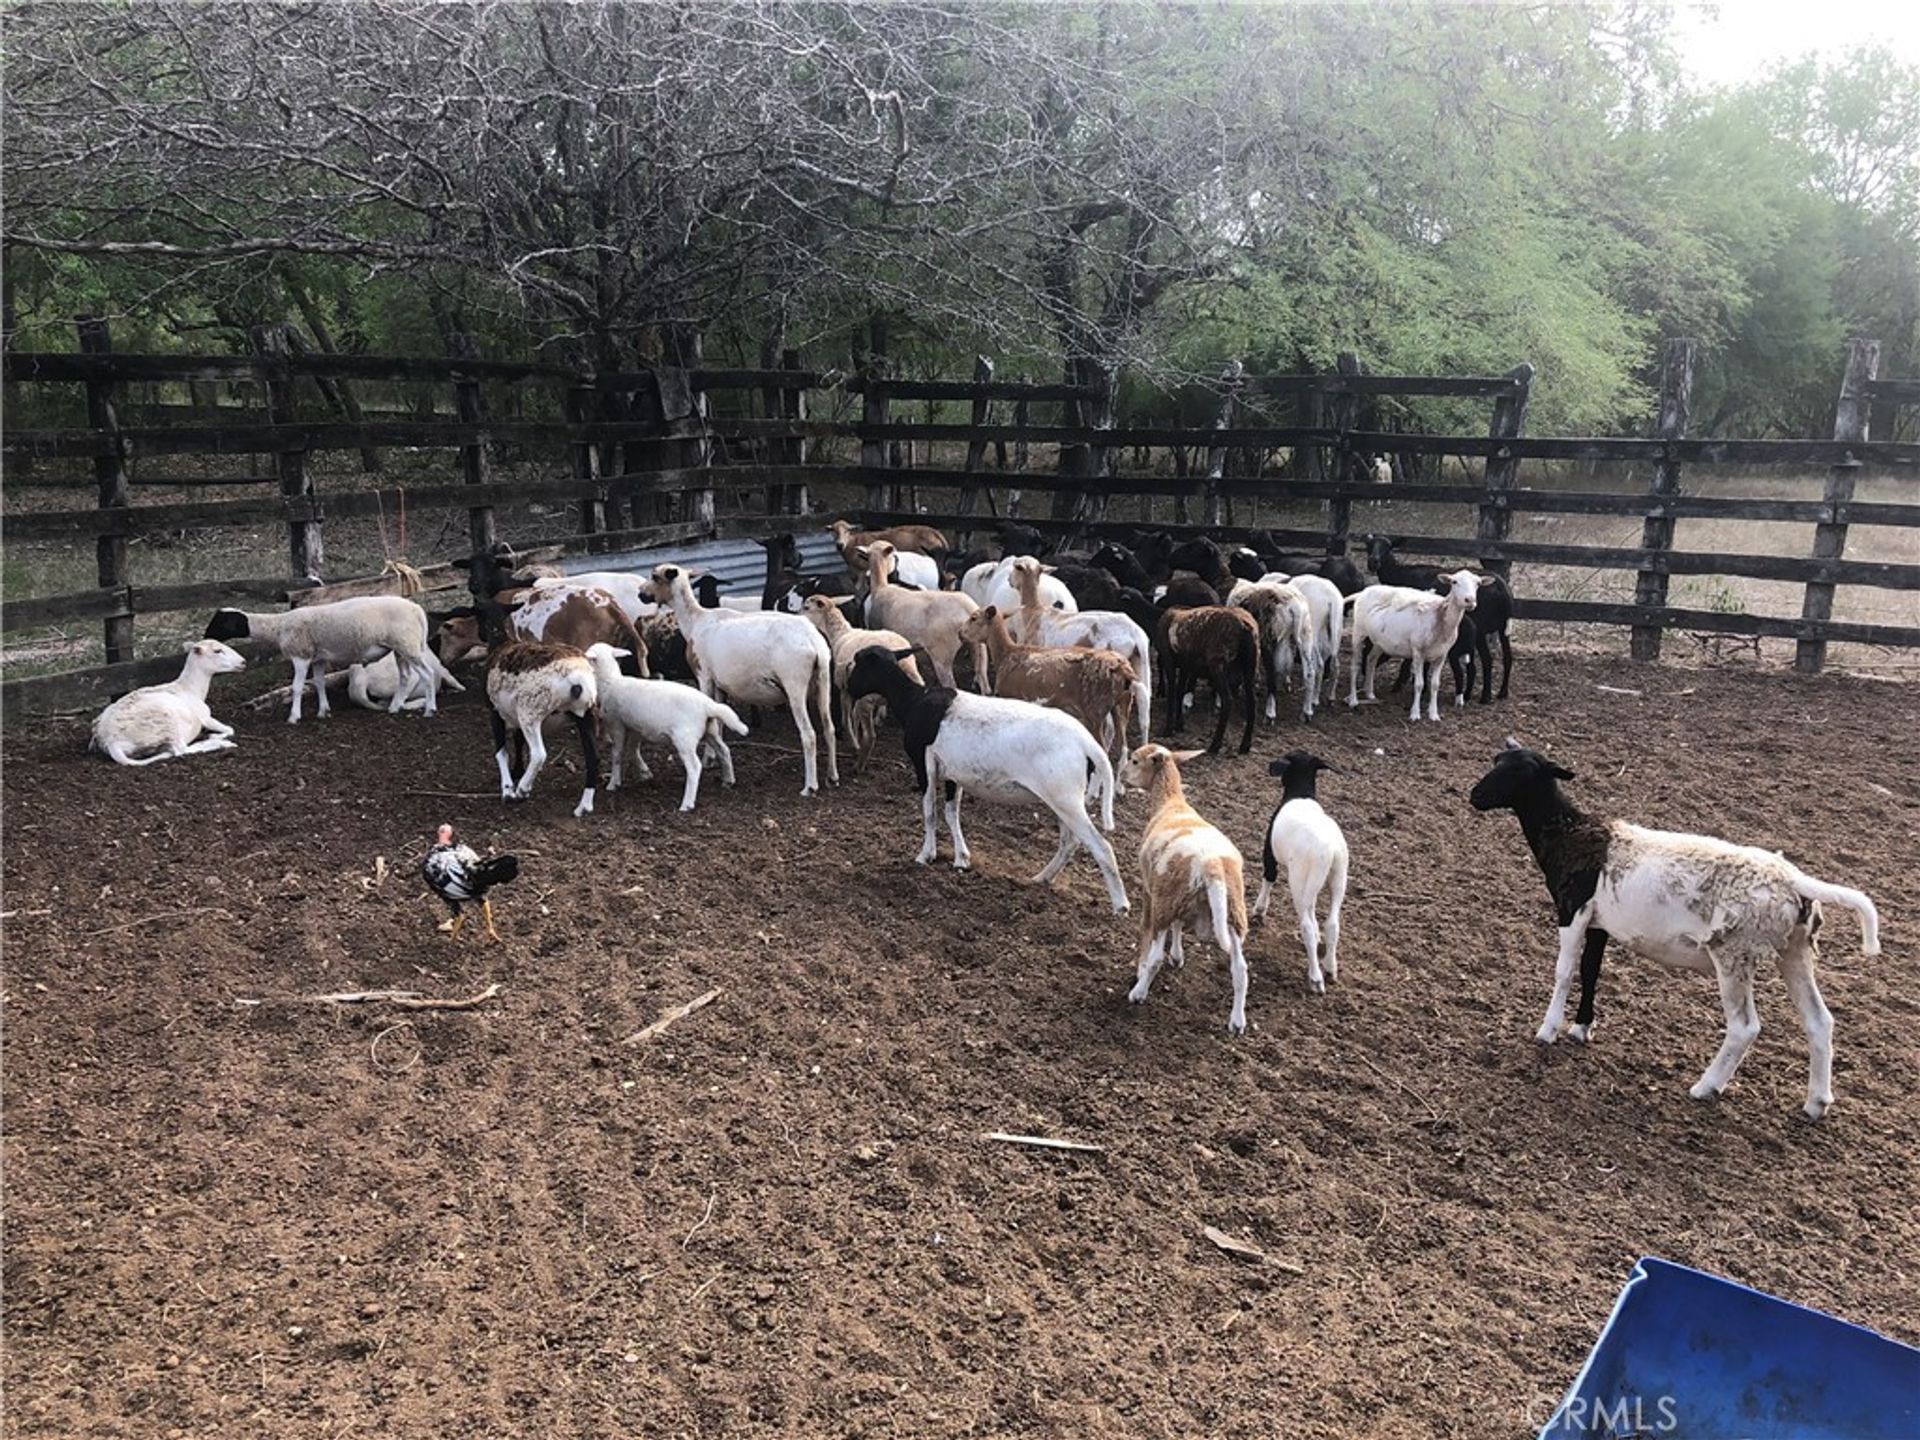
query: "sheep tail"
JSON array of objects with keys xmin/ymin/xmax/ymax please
[
  {"xmin": 1792, "ymin": 873, "xmax": 1881, "ymax": 956},
  {"xmin": 712, "ymin": 700, "xmax": 750, "ymax": 737},
  {"xmin": 1205, "ymin": 873, "xmax": 1240, "ymax": 946}
]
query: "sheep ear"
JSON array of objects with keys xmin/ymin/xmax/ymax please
[
  {"xmin": 1477, "ymin": 573, "xmax": 1500, "ymax": 587},
  {"xmin": 1548, "ymin": 762, "xmax": 1576, "ymax": 781},
  {"xmin": 1266, "ymin": 759, "xmax": 1288, "ymax": 777},
  {"xmin": 1170, "ymin": 748, "xmax": 1205, "ymax": 763},
  {"xmin": 1503, "ymin": 735, "xmax": 1525, "ymax": 750},
  {"xmin": 889, "ymin": 647, "xmax": 916, "ymax": 661},
  {"xmin": 1041, "ymin": 564, "xmax": 1058, "ymax": 574}
]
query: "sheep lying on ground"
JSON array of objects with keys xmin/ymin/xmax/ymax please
[
  {"xmin": 91, "ymin": 640, "xmax": 246, "ymax": 765},
  {"xmin": 582, "ymin": 643, "xmax": 747, "ymax": 811},
  {"xmin": 1121, "ymin": 744, "xmax": 1251, "ymax": 1033},
  {"xmin": 1252, "ymin": 752, "xmax": 1349, "ymax": 994},
  {"xmin": 848, "ymin": 645, "xmax": 1129, "ymax": 912},
  {"xmin": 206, "ymin": 595, "xmax": 437, "ymax": 723},
  {"xmin": 1469, "ymin": 741, "xmax": 1882, "ymax": 1119},
  {"xmin": 485, "ymin": 640, "xmax": 600, "ymax": 817},
  {"xmin": 958, "ymin": 606, "xmax": 1137, "ymax": 758}
]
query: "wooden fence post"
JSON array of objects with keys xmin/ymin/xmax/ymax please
[
  {"xmin": 1631, "ymin": 337, "xmax": 1697, "ymax": 661},
  {"xmin": 860, "ymin": 369, "xmax": 890, "ymax": 515},
  {"xmin": 957, "ymin": 355, "xmax": 994, "ymax": 543},
  {"xmin": 1323, "ymin": 353, "xmax": 1362, "ymax": 555},
  {"xmin": 782, "ymin": 347, "xmax": 809, "ymax": 517},
  {"xmin": 566, "ymin": 379, "xmax": 605, "ymax": 536},
  {"xmin": 1797, "ymin": 337, "xmax": 1880, "ymax": 673},
  {"xmin": 251, "ymin": 323, "xmax": 323, "ymax": 582},
  {"xmin": 449, "ymin": 332, "xmax": 496, "ymax": 554},
  {"xmin": 1007, "ymin": 382, "xmax": 1030, "ymax": 517},
  {"xmin": 1474, "ymin": 362, "xmax": 1536, "ymax": 578},
  {"xmin": 1205, "ymin": 360, "xmax": 1243, "ymax": 528},
  {"xmin": 76, "ymin": 316, "xmax": 134, "ymax": 663}
]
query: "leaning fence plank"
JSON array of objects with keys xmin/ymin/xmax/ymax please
[
  {"xmin": 956, "ymin": 355, "xmax": 994, "ymax": 542},
  {"xmin": 77, "ymin": 316, "xmax": 134, "ymax": 663},
  {"xmin": 1631, "ymin": 338, "xmax": 1696, "ymax": 661},
  {"xmin": 1323, "ymin": 353, "xmax": 1363, "ymax": 553},
  {"xmin": 251, "ymin": 323, "xmax": 323, "ymax": 582},
  {"xmin": 1204, "ymin": 360, "xmax": 1243, "ymax": 528},
  {"xmin": 449, "ymin": 333, "xmax": 496, "ymax": 554},
  {"xmin": 1474, "ymin": 363, "xmax": 1535, "ymax": 578},
  {"xmin": 1798, "ymin": 338, "xmax": 1879, "ymax": 674}
]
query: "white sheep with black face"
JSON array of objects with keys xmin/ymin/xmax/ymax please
[
  {"xmin": 91, "ymin": 640, "xmax": 246, "ymax": 766},
  {"xmin": 1471, "ymin": 741, "xmax": 1882, "ymax": 1120},
  {"xmin": 205, "ymin": 595, "xmax": 438, "ymax": 723}
]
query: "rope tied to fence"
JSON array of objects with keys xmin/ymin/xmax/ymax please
[{"xmin": 373, "ymin": 485, "xmax": 422, "ymax": 594}]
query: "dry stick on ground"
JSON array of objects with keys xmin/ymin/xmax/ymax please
[
  {"xmin": 91, "ymin": 906, "xmax": 235, "ymax": 937},
  {"xmin": 1359, "ymin": 1053, "xmax": 1441, "ymax": 1120},
  {"xmin": 984, "ymin": 1132, "xmax": 1105, "ymax": 1155},
  {"xmin": 1202, "ymin": 1225, "xmax": 1307, "ymax": 1275},
  {"xmin": 401, "ymin": 789, "xmax": 502, "ymax": 800},
  {"xmin": 235, "ymin": 982, "xmax": 505, "ymax": 1010},
  {"xmin": 683, "ymin": 1189, "xmax": 717, "ymax": 1248},
  {"xmin": 623, "ymin": 988, "xmax": 722, "ymax": 1045}
]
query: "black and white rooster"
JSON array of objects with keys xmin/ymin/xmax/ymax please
[{"xmin": 422, "ymin": 823, "xmax": 520, "ymax": 941}]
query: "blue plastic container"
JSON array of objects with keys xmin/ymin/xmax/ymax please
[{"xmin": 1540, "ymin": 1256, "xmax": 1920, "ymax": 1438}]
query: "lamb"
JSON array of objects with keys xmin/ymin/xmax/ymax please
[
  {"xmin": 1261, "ymin": 571, "xmax": 1344, "ymax": 704},
  {"xmin": 958, "ymin": 553, "xmax": 1078, "ymax": 615},
  {"xmin": 1251, "ymin": 752, "xmax": 1349, "ymax": 994},
  {"xmin": 1155, "ymin": 605, "xmax": 1259, "ymax": 754},
  {"xmin": 800, "ymin": 592, "xmax": 923, "ymax": 766},
  {"xmin": 485, "ymin": 639, "xmax": 600, "ymax": 817},
  {"xmin": 957, "ymin": 606, "xmax": 1138, "ymax": 759},
  {"xmin": 346, "ymin": 652, "xmax": 465, "ymax": 711},
  {"xmin": 862, "ymin": 540, "xmax": 985, "ymax": 692},
  {"xmin": 581, "ymin": 643, "xmax": 747, "ymax": 811},
  {"xmin": 1089, "ymin": 540, "xmax": 1152, "ymax": 592},
  {"xmin": 1154, "ymin": 573, "xmax": 1225, "ymax": 612},
  {"xmin": 1162, "ymin": 536, "xmax": 1232, "ymax": 592},
  {"xmin": 1119, "ymin": 744, "xmax": 1252, "ymax": 1033},
  {"xmin": 648, "ymin": 562, "xmax": 837, "ymax": 795},
  {"xmin": 1003, "ymin": 556, "xmax": 1154, "ymax": 741},
  {"xmin": 846, "ymin": 645, "xmax": 1129, "ymax": 912},
  {"xmin": 1346, "ymin": 570, "xmax": 1484, "ymax": 722},
  {"xmin": 1228, "ymin": 578, "xmax": 1319, "ymax": 721},
  {"xmin": 90, "ymin": 639, "xmax": 245, "ymax": 765},
  {"xmin": 1469, "ymin": 741, "xmax": 1882, "ymax": 1119},
  {"xmin": 206, "ymin": 595, "xmax": 438, "ymax": 724}
]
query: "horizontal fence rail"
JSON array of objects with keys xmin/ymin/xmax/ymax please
[{"xmin": 5, "ymin": 332, "xmax": 1919, "ymax": 715}]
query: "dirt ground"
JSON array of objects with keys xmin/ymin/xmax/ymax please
[{"xmin": 4, "ymin": 648, "xmax": 1917, "ymax": 1438}]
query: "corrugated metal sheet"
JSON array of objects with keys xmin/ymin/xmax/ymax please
[{"xmin": 558, "ymin": 528, "xmax": 844, "ymax": 603}]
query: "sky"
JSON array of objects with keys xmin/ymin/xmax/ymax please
[{"xmin": 1670, "ymin": 0, "xmax": 1920, "ymax": 88}]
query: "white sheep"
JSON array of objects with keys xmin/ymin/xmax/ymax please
[
  {"xmin": 90, "ymin": 640, "xmax": 245, "ymax": 766},
  {"xmin": 1003, "ymin": 556, "xmax": 1153, "ymax": 740},
  {"xmin": 582, "ymin": 643, "xmax": 748, "ymax": 811},
  {"xmin": 847, "ymin": 646, "xmax": 1129, "ymax": 912},
  {"xmin": 1228, "ymin": 578, "xmax": 1318, "ymax": 721},
  {"xmin": 959, "ymin": 554, "xmax": 1077, "ymax": 615},
  {"xmin": 1120, "ymin": 744, "xmax": 1251, "ymax": 1033},
  {"xmin": 648, "ymin": 562, "xmax": 837, "ymax": 795},
  {"xmin": 1470, "ymin": 742, "xmax": 1883, "ymax": 1119},
  {"xmin": 1346, "ymin": 570, "xmax": 1483, "ymax": 722},
  {"xmin": 851, "ymin": 543, "xmax": 942, "ymax": 592},
  {"xmin": 1251, "ymin": 752, "xmax": 1349, "ymax": 994},
  {"xmin": 205, "ymin": 595, "xmax": 438, "ymax": 724},
  {"xmin": 346, "ymin": 652, "xmax": 465, "ymax": 711},
  {"xmin": 1262, "ymin": 571, "xmax": 1343, "ymax": 703},
  {"xmin": 485, "ymin": 639, "xmax": 600, "ymax": 817}
]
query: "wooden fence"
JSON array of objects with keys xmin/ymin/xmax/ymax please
[{"xmin": 5, "ymin": 324, "xmax": 1918, "ymax": 715}]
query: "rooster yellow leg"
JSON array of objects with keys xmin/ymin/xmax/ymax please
[
  {"xmin": 446, "ymin": 911, "xmax": 467, "ymax": 942},
  {"xmin": 482, "ymin": 897, "xmax": 500, "ymax": 941}
]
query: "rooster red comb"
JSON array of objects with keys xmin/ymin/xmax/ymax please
[{"xmin": 436, "ymin": 823, "xmax": 454, "ymax": 844}]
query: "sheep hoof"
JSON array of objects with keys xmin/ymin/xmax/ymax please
[
  {"xmin": 952, "ymin": 858, "xmax": 971, "ymax": 872},
  {"xmin": 1534, "ymin": 1025, "xmax": 1558, "ymax": 1046},
  {"xmin": 1308, "ymin": 977, "xmax": 1325, "ymax": 995},
  {"xmin": 1112, "ymin": 900, "xmax": 1130, "ymax": 916},
  {"xmin": 1803, "ymin": 1096, "xmax": 1832, "ymax": 1121},
  {"xmin": 1688, "ymin": 1079, "xmax": 1724, "ymax": 1102},
  {"xmin": 1226, "ymin": 1014, "xmax": 1247, "ymax": 1036},
  {"xmin": 1568, "ymin": 1023, "xmax": 1591, "ymax": 1044},
  {"xmin": 915, "ymin": 852, "xmax": 935, "ymax": 867},
  {"xmin": 1126, "ymin": 984, "xmax": 1150, "ymax": 1006}
]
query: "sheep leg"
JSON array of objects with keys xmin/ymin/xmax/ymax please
[
  {"xmin": 490, "ymin": 711, "xmax": 515, "ymax": 799},
  {"xmin": 972, "ymin": 641, "xmax": 991, "ymax": 695},
  {"xmin": 917, "ymin": 765, "xmax": 942, "ymax": 865},
  {"xmin": 513, "ymin": 724, "xmax": 549, "ymax": 799},
  {"xmin": 1133, "ymin": 671, "xmax": 1153, "ymax": 745},
  {"xmin": 1495, "ymin": 629, "xmax": 1512, "ymax": 699},
  {"xmin": 672, "ymin": 733, "xmax": 704, "ymax": 812},
  {"xmin": 1032, "ymin": 818, "xmax": 1076, "ymax": 886},
  {"xmin": 1569, "ymin": 928, "xmax": 1608, "ymax": 1042},
  {"xmin": 1407, "ymin": 655, "xmax": 1427, "ymax": 722},
  {"xmin": 787, "ymin": 684, "xmax": 820, "ymax": 797},
  {"xmin": 603, "ymin": 720, "xmax": 627, "ymax": 791},
  {"xmin": 1128, "ymin": 929, "xmax": 1169, "ymax": 1005},
  {"xmin": 413, "ymin": 653, "xmax": 440, "ymax": 717},
  {"xmin": 1212, "ymin": 879, "xmax": 1249, "ymax": 1035},
  {"xmin": 817, "ymin": 660, "xmax": 839, "ymax": 785},
  {"xmin": 1778, "ymin": 932, "xmax": 1835, "ymax": 1119},
  {"xmin": 1073, "ymin": 813, "xmax": 1129, "ymax": 915},
  {"xmin": 180, "ymin": 736, "xmax": 238, "ymax": 757},
  {"xmin": 311, "ymin": 659, "xmax": 333, "ymax": 718},
  {"xmin": 1206, "ymin": 663, "xmax": 1233, "ymax": 753},
  {"xmin": 203, "ymin": 715, "xmax": 234, "ymax": 738},
  {"xmin": 1293, "ymin": 881, "xmax": 1325, "ymax": 994},
  {"xmin": 1537, "ymin": 910, "xmax": 1592, "ymax": 1043},
  {"xmin": 1690, "ymin": 950, "xmax": 1762, "ymax": 1101},
  {"xmin": 1474, "ymin": 629, "xmax": 1493, "ymax": 704},
  {"xmin": 1167, "ymin": 923, "xmax": 1185, "ymax": 968},
  {"xmin": 944, "ymin": 785, "xmax": 971, "ymax": 871},
  {"xmin": 570, "ymin": 711, "xmax": 599, "ymax": 817},
  {"xmin": 706, "ymin": 722, "xmax": 736, "ymax": 786},
  {"xmin": 288, "ymin": 657, "xmax": 312, "ymax": 724},
  {"xmin": 1263, "ymin": 645, "xmax": 1280, "ymax": 722},
  {"xmin": 1323, "ymin": 851, "xmax": 1346, "ymax": 983}
]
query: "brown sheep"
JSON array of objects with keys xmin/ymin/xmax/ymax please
[
  {"xmin": 958, "ymin": 605, "xmax": 1137, "ymax": 760},
  {"xmin": 1155, "ymin": 606, "xmax": 1260, "ymax": 754}
]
